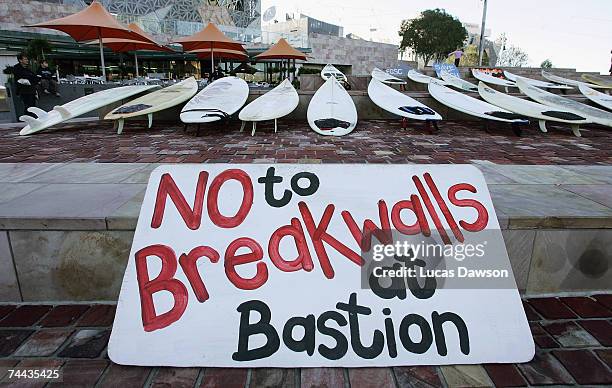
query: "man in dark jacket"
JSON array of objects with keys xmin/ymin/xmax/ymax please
[
  {"xmin": 36, "ymin": 60, "xmax": 60, "ymax": 97},
  {"xmin": 12, "ymin": 53, "xmax": 39, "ymax": 117}
]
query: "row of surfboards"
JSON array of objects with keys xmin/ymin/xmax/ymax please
[{"xmin": 19, "ymin": 64, "xmax": 612, "ymax": 137}]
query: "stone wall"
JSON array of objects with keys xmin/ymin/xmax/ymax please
[
  {"xmin": 0, "ymin": 1, "xmax": 82, "ymax": 34},
  {"xmin": 307, "ymin": 33, "xmax": 399, "ymax": 75}
]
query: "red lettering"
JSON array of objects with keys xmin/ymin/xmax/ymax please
[
  {"xmin": 391, "ymin": 194, "xmax": 430, "ymax": 236},
  {"xmin": 207, "ymin": 169, "xmax": 253, "ymax": 228},
  {"xmin": 135, "ymin": 244, "xmax": 188, "ymax": 332},
  {"xmin": 412, "ymin": 175, "xmax": 451, "ymax": 244},
  {"xmin": 151, "ymin": 171, "xmax": 208, "ymax": 230},
  {"xmin": 448, "ymin": 183, "xmax": 489, "ymax": 232},
  {"xmin": 298, "ymin": 201, "xmax": 363, "ymax": 279},
  {"xmin": 424, "ymin": 173, "xmax": 464, "ymax": 242},
  {"xmin": 225, "ymin": 237, "xmax": 268, "ymax": 290},
  {"xmin": 341, "ymin": 200, "xmax": 392, "ymax": 251},
  {"xmin": 178, "ymin": 246, "xmax": 220, "ymax": 303},
  {"xmin": 268, "ymin": 218, "xmax": 314, "ymax": 272}
]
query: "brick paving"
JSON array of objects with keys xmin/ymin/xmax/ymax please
[
  {"xmin": 0, "ymin": 119, "xmax": 611, "ymax": 165},
  {"xmin": 0, "ymin": 295, "xmax": 610, "ymax": 387}
]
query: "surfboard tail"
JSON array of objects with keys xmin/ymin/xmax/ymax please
[
  {"xmin": 53, "ymin": 106, "xmax": 71, "ymax": 119},
  {"xmin": 19, "ymin": 115, "xmax": 42, "ymax": 135}
]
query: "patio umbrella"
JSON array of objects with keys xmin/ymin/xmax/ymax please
[
  {"xmin": 174, "ymin": 22, "xmax": 245, "ymax": 74},
  {"xmin": 232, "ymin": 62, "xmax": 259, "ymax": 75},
  {"xmin": 254, "ymin": 38, "xmax": 307, "ymax": 81},
  {"xmin": 192, "ymin": 48, "xmax": 249, "ymax": 61},
  {"xmin": 86, "ymin": 23, "xmax": 174, "ymax": 77},
  {"xmin": 26, "ymin": 1, "xmax": 155, "ymax": 80}
]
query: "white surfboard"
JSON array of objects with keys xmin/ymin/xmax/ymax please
[
  {"xmin": 371, "ymin": 67, "xmax": 406, "ymax": 85},
  {"xmin": 238, "ymin": 79, "xmax": 299, "ymax": 135},
  {"xmin": 180, "ymin": 77, "xmax": 248, "ymax": 124},
  {"xmin": 105, "ymin": 77, "xmax": 198, "ymax": 134},
  {"xmin": 503, "ymin": 71, "xmax": 572, "ymax": 90},
  {"xmin": 321, "ymin": 64, "xmax": 347, "ymax": 82},
  {"xmin": 517, "ymin": 78, "xmax": 612, "ymax": 127},
  {"xmin": 18, "ymin": 85, "xmax": 158, "ymax": 136},
  {"xmin": 307, "ymin": 76, "xmax": 357, "ymax": 136},
  {"xmin": 428, "ymin": 81, "xmax": 528, "ymax": 124},
  {"xmin": 472, "ymin": 69, "xmax": 515, "ymax": 92},
  {"xmin": 542, "ymin": 70, "xmax": 610, "ymax": 89},
  {"xmin": 368, "ymin": 78, "xmax": 442, "ymax": 121},
  {"xmin": 581, "ymin": 74, "xmax": 612, "ymax": 88},
  {"xmin": 478, "ymin": 82, "xmax": 587, "ymax": 136},
  {"xmin": 439, "ymin": 72, "xmax": 478, "ymax": 92},
  {"xmin": 407, "ymin": 69, "xmax": 448, "ymax": 85},
  {"xmin": 578, "ymin": 84, "xmax": 612, "ymax": 111}
]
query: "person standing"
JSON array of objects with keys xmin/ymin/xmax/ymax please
[
  {"xmin": 37, "ymin": 60, "xmax": 60, "ymax": 97},
  {"xmin": 12, "ymin": 53, "xmax": 39, "ymax": 117},
  {"xmin": 448, "ymin": 48, "xmax": 465, "ymax": 67}
]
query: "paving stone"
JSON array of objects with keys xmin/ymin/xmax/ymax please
[
  {"xmin": 0, "ymin": 359, "xmax": 19, "ymax": 380},
  {"xmin": 39, "ymin": 305, "xmax": 90, "ymax": 327},
  {"xmin": 592, "ymin": 294, "xmax": 612, "ymax": 310},
  {"xmin": 57, "ymin": 329, "xmax": 110, "ymax": 358},
  {"xmin": 439, "ymin": 365, "xmax": 493, "ymax": 387},
  {"xmin": 47, "ymin": 359, "xmax": 108, "ymax": 388},
  {"xmin": 250, "ymin": 368, "xmax": 296, "ymax": 388},
  {"xmin": 0, "ymin": 306, "xmax": 15, "ymax": 320},
  {"xmin": 562, "ymin": 184, "xmax": 612, "ymax": 208},
  {"xmin": 521, "ymin": 301, "xmax": 540, "ymax": 321},
  {"xmin": 542, "ymin": 321, "xmax": 599, "ymax": 347},
  {"xmin": 482, "ymin": 364, "xmax": 527, "ymax": 387},
  {"xmin": 516, "ymin": 351, "xmax": 573, "ymax": 385},
  {"xmin": 199, "ymin": 368, "xmax": 247, "ymax": 388},
  {"xmin": 533, "ymin": 333, "xmax": 560, "ymax": 349},
  {"xmin": 0, "ymin": 305, "xmax": 52, "ymax": 327},
  {"xmin": 0, "ymin": 231, "xmax": 20, "ymax": 301},
  {"xmin": 0, "ymin": 329, "xmax": 34, "ymax": 356},
  {"xmin": 560, "ymin": 296, "xmax": 612, "ymax": 318},
  {"xmin": 10, "ymin": 359, "xmax": 64, "ymax": 388},
  {"xmin": 301, "ymin": 368, "xmax": 346, "ymax": 388},
  {"xmin": 25, "ymin": 163, "xmax": 148, "ymax": 184},
  {"xmin": 594, "ymin": 349, "xmax": 612, "ymax": 369},
  {"xmin": 76, "ymin": 305, "xmax": 116, "ymax": 327},
  {"xmin": 97, "ymin": 363, "xmax": 152, "ymax": 388},
  {"xmin": 150, "ymin": 367, "xmax": 200, "ymax": 388},
  {"xmin": 579, "ymin": 320, "xmax": 612, "ymax": 346},
  {"xmin": 552, "ymin": 349, "xmax": 612, "ymax": 384},
  {"xmin": 0, "ymin": 163, "xmax": 62, "ymax": 183},
  {"xmin": 14, "ymin": 328, "xmax": 72, "ymax": 356},
  {"xmin": 393, "ymin": 366, "xmax": 442, "ymax": 387},
  {"xmin": 526, "ymin": 298, "xmax": 577, "ymax": 320},
  {"xmin": 348, "ymin": 368, "xmax": 395, "ymax": 388}
]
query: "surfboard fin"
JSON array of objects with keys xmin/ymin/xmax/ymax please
[
  {"xmin": 53, "ymin": 105, "xmax": 71, "ymax": 119},
  {"xmin": 116, "ymin": 119, "xmax": 124, "ymax": 135},
  {"xmin": 147, "ymin": 113, "xmax": 153, "ymax": 128},
  {"xmin": 18, "ymin": 115, "xmax": 42, "ymax": 135},
  {"xmin": 538, "ymin": 120, "xmax": 548, "ymax": 133},
  {"xmin": 570, "ymin": 124, "xmax": 581, "ymax": 137},
  {"xmin": 27, "ymin": 107, "xmax": 48, "ymax": 119},
  {"xmin": 239, "ymin": 121, "xmax": 246, "ymax": 132}
]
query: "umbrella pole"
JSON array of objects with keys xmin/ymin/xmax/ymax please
[
  {"xmin": 135, "ymin": 52, "xmax": 139, "ymax": 77},
  {"xmin": 98, "ymin": 28, "xmax": 106, "ymax": 81},
  {"xmin": 210, "ymin": 42, "xmax": 214, "ymax": 78}
]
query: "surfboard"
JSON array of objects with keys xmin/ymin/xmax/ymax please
[
  {"xmin": 581, "ymin": 74, "xmax": 612, "ymax": 88},
  {"xmin": 307, "ymin": 76, "xmax": 357, "ymax": 136},
  {"xmin": 18, "ymin": 85, "xmax": 158, "ymax": 136},
  {"xmin": 428, "ymin": 81, "xmax": 528, "ymax": 124},
  {"xmin": 578, "ymin": 84, "xmax": 612, "ymax": 111},
  {"xmin": 407, "ymin": 69, "xmax": 448, "ymax": 85},
  {"xmin": 321, "ymin": 64, "xmax": 347, "ymax": 82},
  {"xmin": 238, "ymin": 79, "xmax": 299, "ymax": 135},
  {"xmin": 472, "ymin": 69, "xmax": 515, "ymax": 92},
  {"xmin": 517, "ymin": 78, "xmax": 612, "ymax": 127},
  {"xmin": 105, "ymin": 77, "xmax": 198, "ymax": 134},
  {"xmin": 503, "ymin": 71, "xmax": 572, "ymax": 90},
  {"xmin": 439, "ymin": 72, "xmax": 478, "ymax": 92},
  {"xmin": 541, "ymin": 71, "xmax": 610, "ymax": 89},
  {"xmin": 371, "ymin": 67, "xmax": 406, "ymax": 85},
  {"xmin": 180, "ymin": 77, "xmax": 248, "ymax": 124},
  {"xmin": 368, "ymin": 78, "xmax": 442, "ymax": 122},
  {"xmin": 478, "ymin": 82, "xmax": 587, "ymax": 136}
]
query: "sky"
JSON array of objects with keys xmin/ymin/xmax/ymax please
[{"xmin": 260, "ymin": 0, "xmax": 612, "ymax": 73}]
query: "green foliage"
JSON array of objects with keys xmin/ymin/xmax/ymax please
[
  {"xmin": 297, "ymin": 67, "xmax": 320, "ymax": 75},
  {"xmin": 497, "ymin": 45, "xmax": 529, "ymax": 67},
  {"xmin": 26, "ymin": 38, "xmax": 53, "ymax": 64},
  {"xmin": 443, "ymin": 44, "xmax": 488, "ymax": 66},
  {"xmin": 399, "ymin": 9, "xmax": 467, "ymax": 66},
  {"xmin": 3, "ymin": 65, "xmax": 13, "ymax": 75},
  {"xmin": 540, "ymin": 59, "xmax": 553, "ymax": 68}
]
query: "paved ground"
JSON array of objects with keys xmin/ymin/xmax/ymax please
[
  {"xmin": 0, "ymin": 295, "xmax": 610, "ymax": 387},
  {"xmin": 0, "ymin": 119, "xmax": 611, "ymax": 165}
]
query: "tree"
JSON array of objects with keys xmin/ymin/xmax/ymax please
[
  {"xmin": 497, "ymin": 45, "xmax": 529, "ymax": 67},
  {"xmin": 446, "ymin": 44, "xmax": 488, "ymax": 66},
  {"xmin": 26, "ymin": 38, "xmax": 53, "ymax": 64},
  {"xmin": 540, "ymin": 59, "xmax": 553, "ymax": 68},
  {"xmin": 399, "ymin": 9, "xmax": 467, "ymax": 66}
]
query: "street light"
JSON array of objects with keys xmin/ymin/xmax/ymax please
[{"xmin": 478, "ymin": 0, "xmax": 488, "ymax": 66}]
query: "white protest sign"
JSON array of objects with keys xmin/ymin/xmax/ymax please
[{"xmin": 109, "ymin": 164, "xmax": 534, "ymax": 367}]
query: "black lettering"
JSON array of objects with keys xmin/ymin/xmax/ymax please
[
  {"xmin": 369, "ymin": 262, "xmax": 407, "ymax": 300},
  {"xmin": 291, "ymin": 172, "xmax": 319, "ymax": 196},
  {"xmin": 258, "ymin": 167, "xmax": 292, "ymax": 208},
  {"xmin": 432, "ymin": 311, "xmax": 470, "ymax": 356},
  {"xmin": 232, "ymin": 300, "xmax": 281, "ymax": 361},
  {"xmin": 282, "ymin": 315, "xmax": 316, "ymax": 356},
  {"xmin": 382, "ymin": 308, "xmax": 397, "ymax": 358},
  {"xmin": 399, "ymin": 314, "xmax": 433, "ymax": 354},
  {"xmin": 316, "ymin": 311, "xmax": 348, "ymax": 360},
  {"xmin": 336, "ymin": 293, "xmax": 384, "ymax": 359}
]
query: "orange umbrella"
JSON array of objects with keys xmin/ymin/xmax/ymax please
[
  {"xmin": 174, "ymin": 22, "xmax": 245, "ymax": 72},
  {"xmin": 254, "ymin": 38, "xmax": 307, "ymax": 60},
  {"xmin": 192, "ymin": 48, "xmax": 249, "ymax": 61},
  {"xmin": 26, "ymin": 2, "xmax": 155, "ymax": 80}
]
